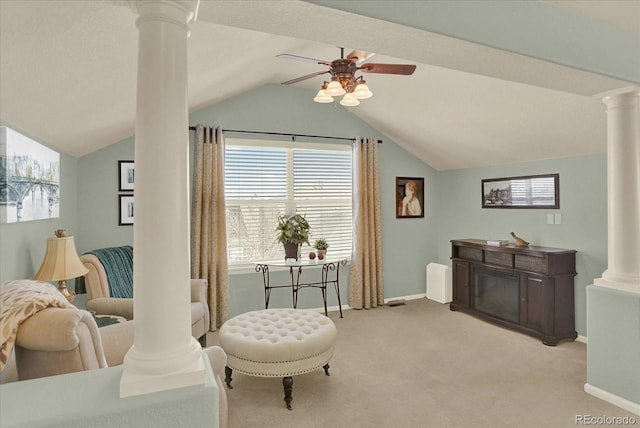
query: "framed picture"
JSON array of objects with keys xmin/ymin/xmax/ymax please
[
  {"xmin": 482, "ymin": 173, "xmax": 559, "ymax": 209},
  {"xmin": 118, "ymin": 160, "xmax": 135, "ymax": 192},
  {"xmin": 119, "ymin": 195, "xmax": 134, "ymax": 225},
  {"xmin": 396, "ymin": 177, "xmax": 424, "ymax": 218},
  {"xmin": 1, "ymin": 126, "xmax": 60, "ymax": 223}
]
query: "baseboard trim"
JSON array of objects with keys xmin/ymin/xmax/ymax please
[
  {"xmin": 584, "ymin": 383, "xmax": 640, "ymax": 416},
  {"xmin": 386, "ymin": 293, "xmax": 427, "ymax": 303},
  {"xmin": 576, "ymin": 335, "xmax": 587, "ymax": 344},
  {"xmin": 308, "ymin": 304, "xmax": 351, "ymax": 314},
  {"xmin": 308, "ymin": 293, "xmax": 430, "ymax": 314}
]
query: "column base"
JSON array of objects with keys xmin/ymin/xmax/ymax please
[
  {"xmin": 120, "ymin": 339, "xmax": 205, "ymax": 398},
  {"xmin": 594, "ymin": 275, "xmax": 640, "ymax": 294}
]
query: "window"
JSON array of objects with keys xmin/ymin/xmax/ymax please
[{"xmin": 224, "ymin": 138, "xmax": 353, "ymax": 266}]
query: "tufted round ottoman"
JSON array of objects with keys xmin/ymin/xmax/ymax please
[{"xmin": 219, "ymin": 308, "xmax": 337, "ymax": 410}]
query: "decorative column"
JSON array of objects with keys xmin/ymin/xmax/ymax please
[
  {"xmin": 594, "ymin": 87, "xmax": 640, "ymax": 294},
  {"xmin": 121, "ymin": 0, "xmax": 203, "ymax": 398}
]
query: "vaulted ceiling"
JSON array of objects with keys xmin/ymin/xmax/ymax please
[{"xmin": 1, "ymin": 1, "xmax": 638, "ymax": 170}]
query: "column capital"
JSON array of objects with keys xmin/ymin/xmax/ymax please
[
  {"xmin": 594, "ymin": 85, "xmax": 640, "ymax": 104},
  {"xmin": 129, "ymin": 0, "xmax": 199, "ymax": 30}
]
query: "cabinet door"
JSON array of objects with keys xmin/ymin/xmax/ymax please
[
  {"xmin": 453, "ymin": 260, "xmax": 470, "ymax": 307},
  {"xmin": 521, "ymin": 275, "xmax": 553, "ymax": 334}
]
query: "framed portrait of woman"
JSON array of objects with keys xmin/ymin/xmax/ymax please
[{"xmin": 396, "ymin": 177, "xmax": 424, "ymax": 218}]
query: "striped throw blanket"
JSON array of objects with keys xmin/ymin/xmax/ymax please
[
  {"xmin": 86, "ymin": 245, "xmax": 134, "ymax": 299},
  {"xmin": 0, "ymin": 280, "xmax": 73, "ymax": 372}
]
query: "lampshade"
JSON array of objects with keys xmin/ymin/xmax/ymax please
[
  {"xmin": 325, "ymin": 80, "xmax": 346, "ymax": 97},
  {"xmin": 353, "ymin": 82, "xmax": 373, "ymax": 99},
  {"xmin": 340, "ymin": 92, "xmax": 360, "ymax": 107},
  {"xmin": 34, "ymin": 230, "xmax": 88, "ymax": 301},
  {"xmin": 313, "ymin": 88, "xmax": 333, "ymax": 103}
]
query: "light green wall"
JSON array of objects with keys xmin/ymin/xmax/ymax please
[
  {"xmin": 2, "ymin": 85, "xmax": 607, "ymax": 338},
  {"xmin": 73, "ymin": 84, "xmax": 438, "ymax": 315},
  {"xmin": 0, "ymin": 359, "xmax": 220, "ymax": 428},
  {"xmin": 77, "ymin": 136, "xmax": 135, "ymax": 255},
  {"xmin": 435, "ymin": 154, "xmax": 607, "ymax": 336},
  {"xmin": 0, "ymin": 123, "xmax": 80, "ymax": 284},
  {"xmin": 587, "ymin": 286, "xmax": 640, "ymax": 407},
  {"xmin": 189, "ymin": 84, "xmax": 438, "ymax": 314}
]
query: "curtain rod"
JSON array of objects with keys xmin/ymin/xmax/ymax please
[{"xmin": 188, "ymin": 126, "xmax": 382, "ymax": 144}]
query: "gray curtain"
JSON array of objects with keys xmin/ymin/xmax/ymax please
[
  {"xmin": 191, "ymin": 125, "xmax": 229, "ymax": 330},
  {"xmin": 349, "ymin": 137, "xmax": 384, "ymax": 309}
]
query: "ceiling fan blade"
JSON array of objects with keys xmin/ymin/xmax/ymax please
[
  {"xmin": 346, "ymin": 50, "xmax": 374, "ymax": 63},
  {"xmin": 359, "ymin": 63, "xmax": 417, "ymax": 75},
  {"xmin": 277, "ymin": 54, "xmax": 331, "ymax": 66},
  {"xmin": 281, "ymin": 70, "xmax": 330, "ymax": 85}
]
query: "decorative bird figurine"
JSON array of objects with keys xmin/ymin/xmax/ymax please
[{"xmin": 510, "ymin": 232, "xmax": 529, "ymax": 247}]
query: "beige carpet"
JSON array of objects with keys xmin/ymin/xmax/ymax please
[{"xmin": 210, "ymin": 298, "xmax": 631, "ymax": 428}]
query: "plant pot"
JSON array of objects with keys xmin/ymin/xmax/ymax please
[
  {"xmin": 317, "ymin": 249, "xmax": 326, "ymax": 260},
  {"xmin": 283, "ymin": 242, "xmax": 300, "ymax": 261}
]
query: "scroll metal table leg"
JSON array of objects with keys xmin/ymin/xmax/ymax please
[
  {"xmin": 323, "ymin": 261, "xmax": 344, "ymax": 317},
  {"xmin": 333, "ymin": 281, "xmax": 343, "ymax": 318},
  {"xmin": 335, "ymin": 261, "xmax": 344, "ymax": 318},
  {"xmin": 256, "ymin": 264, "xmax": 271, "ymax": 309},
  {"xmin": 290, "ymin": 267, "xmax": 302, "ymax": 309},
  {"xmin": 321, "ymin": 264, "xmax": 329, "ymax": 316}
]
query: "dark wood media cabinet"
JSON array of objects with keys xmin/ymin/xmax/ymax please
[{"xmin": 450, "ymin": 239, "xmax": 577, "ymax": 346}]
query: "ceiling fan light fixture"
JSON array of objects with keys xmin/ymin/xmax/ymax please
[
  {"xmin": 325, "ymin": 80, "xmax": 346, "ymax": 97},
  {"xmin": 313, "ymin": 88, "xmax": 333, "ymax": 103},
  {"xmin": 340, "ymin": 92, "xmax": 360, "ymax": 107},
  {"xmin": 353, "ymin": 82, "xmax": 373, "ymax": 99}
]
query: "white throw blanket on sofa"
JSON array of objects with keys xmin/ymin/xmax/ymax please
[{"xmin": 0, "ymin": 280, "xmax": 73, "ymax": 372}]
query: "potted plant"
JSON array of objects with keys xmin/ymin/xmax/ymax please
[
  {"xmin": 314, "ymin": 238, "xmax": 329, "ymax": 260},
  {"xmin": 275, "ymin": 214, "xmax": 310, "ymax": 260}
]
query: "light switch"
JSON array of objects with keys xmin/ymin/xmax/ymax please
[
  {"xmin": 547, "ymin": 214, "xmax": 554, "ymax": 225},
  {"xmin": 554, "ymin": 213, "xmax": 562, "ymax": 224}
]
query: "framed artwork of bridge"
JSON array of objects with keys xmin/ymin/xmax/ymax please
[
  {"xmin": 481, "ymin": 173, "xmax": 559, "ymax": 209},
  {"xmin": 0, "ymin": 126, "xmax": 60, "ymax": 223}
]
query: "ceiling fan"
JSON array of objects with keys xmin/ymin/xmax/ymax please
[{"xmin": 277, "ymin": 47, "xmax": 417, "ymax": 106}]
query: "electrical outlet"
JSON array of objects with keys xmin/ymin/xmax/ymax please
[
  {"xmin": 554, "ymin": 213, "xmax": 562, "ymax": 224},
  {"xmin": 547, "ymin": 214, "xmax": 554, "ymax": 225}
]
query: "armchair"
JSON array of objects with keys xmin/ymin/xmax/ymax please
[
  {"xmin": 80, "ymin": 246, "xmax": 210, "ymax": 341},
  {"xmin": 14, "ymin": 307, "xmax": 133, "ymax": 379},
  {"xmin": 3, "ymin": 305, "xmax": 228, "ymax": 427}
]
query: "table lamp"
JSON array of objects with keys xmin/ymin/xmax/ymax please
[{"xmin": 33, "ymin": 229, "xmax": 89, "ymax": 302}]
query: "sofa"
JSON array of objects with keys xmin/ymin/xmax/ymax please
[
  {"xmin": 80, "ymin": 245, "xmax": 210, "ymax": 341},
  {"xmin": 1, "ymin": 305, "xmax": 228, "ymax": 427}
]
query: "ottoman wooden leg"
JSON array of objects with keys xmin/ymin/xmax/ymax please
[
  {"xmin": 224, "ymin": 366, "xmax": 233, "ymax": 389},
  {"xmin": 283, "ymin": 376, "xmax": 293, "ymax": 410},
  {"xmin": 323, "ymin": 363, "xmax": 330, "ymax": 376}
]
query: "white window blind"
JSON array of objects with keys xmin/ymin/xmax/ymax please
[{"xmin": 224, "ymin": 138, "xmax": 353, "ymax": 266}]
